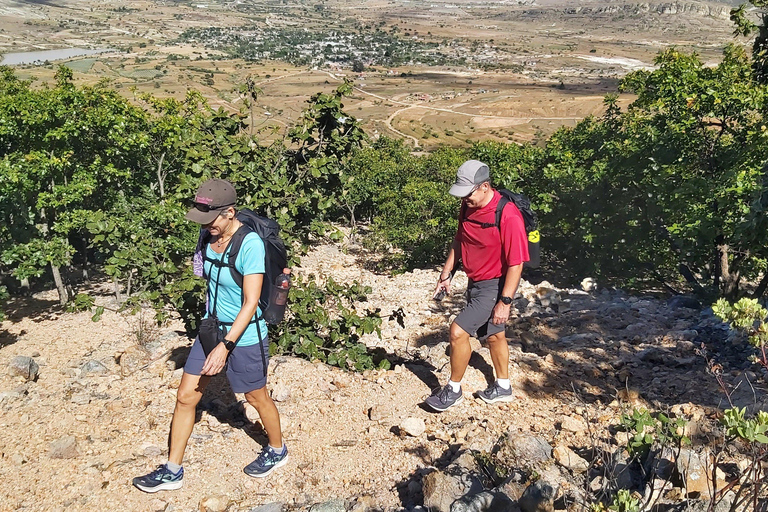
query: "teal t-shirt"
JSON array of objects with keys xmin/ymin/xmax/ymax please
[{"xmin": 204, "ymin": 232, "xmax": 267, "ymax": 346}]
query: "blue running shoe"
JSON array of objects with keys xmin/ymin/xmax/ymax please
[
  {"xmin": 132, "ymin": 464, "xmax": 184, "ymax": 493},
  {"xmin": 244, "ymin": 445, "xmax": 288, "ymax": 478}
]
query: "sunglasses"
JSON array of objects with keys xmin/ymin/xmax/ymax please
[
  {"xmin": 465, "ymin": 183, "xmax": 484, "ymax": 198},
  {"xmin": 191, "ymin": 201, "xmax": 234, "ymax": 213}
]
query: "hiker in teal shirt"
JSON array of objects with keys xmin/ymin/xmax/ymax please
[
  {"xmin": 202, "ymin": 230, "xmax": 268, "ymax": 347},
  {"xmin": 133, "ymin": 179, "xmax": 287, "ymax": 494}
]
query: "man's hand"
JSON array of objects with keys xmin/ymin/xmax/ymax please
[
  {"xmin": 434, "ymin": 274, "xmax": 452, "ymax": 298},
  {"xmin": 201, "ymin": 343, "xmax": 229, "ymax": 375},
  {"xmin": 491, "ymin": 302, "xmax": 512, "ymax": 325}
]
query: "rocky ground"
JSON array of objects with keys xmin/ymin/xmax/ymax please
[{"xmin": 0, "ymin": 242, "xmax": 762, "ymax": 512}]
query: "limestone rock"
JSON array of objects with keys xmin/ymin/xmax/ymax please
[
  {"xmin": 9, "ymin": 356, "xmax": 39, "ymax": 381},
  {"xmin": 502, "ymin": 431, "xmax": 552, "ymax": 466},
  {"xmin": 676, "ymin": 448, "xmax": 711, "ymax": 498},
  {"xmin": 519, "ymin": 480, "xmax": 556, "ymax": 512},
  {"xmin": 553, "ymin": 445, "xmax": 589, "ymax": 473},
  {"xmin": 120, "ymin": 346, "xmax": 148, "ymax": 377},
  {"xmin": 558, "ymin": 415, "xmax": 587, "ymax": 434},
  {"xmin": 143, "ymin": 445, "xmax": 163, "ymax": 457},
  {"xmin": 49, "ymin": 435, "xmax": 79, "ymax": 459},
  {"xmin": 400, "ymin": 417, "xmax": 426, "ymax": 437},
  {"xmin": 498, "ymin": 479, "xmax": 527, "ymax": 501},
  {"xmin": 450, "ymin": 491, "xmax": 518, "ymax": 512},
  {"xmin": 309, "ymin": 499, "xmax": 346, "ymax": 512},
  {"xmin": 368, "ymin": 405, "xmax": 384, "ymax": 421},
  {"xmin": 581, "ymin": 277, "xmax": 597, "ymax": 292},
  {"xmin": 81, "ymin": 360, "xmax": 108, "ymax": 375},
  {"xmin": 422, "ymin": 469, "xmax": 483, "ymax": 512},
  {"xmin": 247, "ymin": 504, "xmax": 284, "ymax": 512},
  {"xmin": 199, "ymin": 495, "xmax": 230, "ymax": 512},
  {"xmin": 610, "ymin": 450, "xmax": 643, "ymax": 490},
  {"xmin": 667, "ymin": 295, "xmax": 701, "ymax": 310},
  {"xmin": 271, "ymin": 381, "xmax": 291, "ymax": 402}
]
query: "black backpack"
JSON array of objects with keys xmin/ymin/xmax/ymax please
[
  {"xmin": 201, "ymin": 208, "xmax": 288, "ymax": 314},
  {"xmin": 461, "ymin": 189, "xmax": 540, "ymax": 269}
]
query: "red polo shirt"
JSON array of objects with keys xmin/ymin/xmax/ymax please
[{"xmin": 457, "ymin": 190, "xmax": 529, "ymax": 282}]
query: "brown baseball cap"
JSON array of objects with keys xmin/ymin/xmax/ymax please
[{"xmin": 185, "ymin": 178, "xmax": 237, "ymax": 225}]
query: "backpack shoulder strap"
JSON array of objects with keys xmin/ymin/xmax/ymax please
[
  {"xmin": 226, "ymin": 225, "xmax": 253, "ymax": 289},
  {"xmin": 495, "ymin": 192, "xmax": 512, "ymax": 229},
  {"xmin": 461, "ymin": 199, "xmax": 499, "ymax": 229}
]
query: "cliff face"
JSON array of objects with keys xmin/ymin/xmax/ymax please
[{"xmin": 526, "ymin": 1, "xmax": 731, "ymax": 20}]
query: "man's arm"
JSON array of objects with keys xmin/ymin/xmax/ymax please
[
  {"xmin": 491, "ymin": 203, "xmax": 529, "ymax": 324},
  {"xmin": 491, "ymin": 263, "xmax": 522, "ymax": 325},
  {"xmin": 435, "ymin": 235, "xmax": 461, "ymax": 295}
]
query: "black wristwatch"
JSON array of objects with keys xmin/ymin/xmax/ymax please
[
  {"xmin": 223, "ymin": 339, "xmax": 236, "ymax": 351},
  {"xmin": 499, "ymin": 295, "xmax": 513, "ymax": 305}
]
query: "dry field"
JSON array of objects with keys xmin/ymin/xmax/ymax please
[{"xmin": 0, "ymin": 0, "xmax": 740, "ymax": 148}]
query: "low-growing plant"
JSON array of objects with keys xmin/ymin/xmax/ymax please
[
  {"xmin": 618, "ymin": 408, "xmax": 689, "ymax": 457},
  {"xmin": 65, "ymin": 293, "xmax": 95, "ymax": 313},
  {"xmin": 590, "ymin": 489, "xmax": 641, "ymax": 512},
  {"xmin": 710, "ymin": 298, "xmax": 768, "ymax": 510},
  {"xmin": 269, "ymin": 275, "xmax": 390, "ymax": 371},
  {"xmin": 721, "ymin": 407, "xmax": 768, "ymax": 444},
  {"xmin": 713, "ymin": 298, "xmax": 768, "ymax": 372}
]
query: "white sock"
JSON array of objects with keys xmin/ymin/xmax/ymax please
[
  {"xmin": 496, "ymin": 379, "xmax": 511, "ymax": 390},
  {"xmin": 448, "ymin": 380, "xmax": 461, "ymax": 393},
  {"xmin": 165, "ymin": 461, "xmax": 182, "ymax": 474},
  {"xmin": 269, "ymin": 444, "xmax": 286, "ymax": 455}
]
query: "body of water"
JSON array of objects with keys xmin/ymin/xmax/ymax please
[{"xmin": 1, "ymin": 48, "xmax": 116, "ymax": 66}]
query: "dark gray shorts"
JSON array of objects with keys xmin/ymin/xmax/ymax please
[
  {"xmin": 184, "ymin": 337, "xmax": 269, "ymax": 393},
  {"xmin": 454, "ymin": 278, "xmax": 505, "ymax": 340}
]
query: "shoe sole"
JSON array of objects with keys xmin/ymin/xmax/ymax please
[
  {"xmin": 244, "ymin": 454, "xmax": 289, "ymax": 478},
  {"xmin": 425, "ymin": 394, "xmax": 463, "ymax": 412},
  {"xmin": 477, "ymin": 393, "xmax": 514, "ymax": 404},
  {"xmin": 133, "ymin": 480, "xmax": 183, "ymax": 493}
]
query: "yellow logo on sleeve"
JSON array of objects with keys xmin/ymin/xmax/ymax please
[{"xmin": 528, "ymin": 230, "xmax": 540, "ymax": 243}]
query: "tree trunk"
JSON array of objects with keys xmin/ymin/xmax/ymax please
[
  {"xmin": 19, "ymin": 277, "xmax": 30, "ymax": 296},
  {"xmin": 51, "ymin": 264, "xmax": 68, "ymax": 306},
  {"xmin": 82, "ymin": 236, "xmax": 89, "ymax": 281},
  {"xmin": 156, "ymin": 151, "xmax": 166, "ymax": 198},
  {"xmin": 754, "ymin": 272, "xmax": 768, "ymax": 299},
  {"xmin": 717, "ymin": 243, "xmax": 740, "ymax": 298},
  {"xmin": 113, "ymin": 276, "xmax": 122, "ymax": 304}
]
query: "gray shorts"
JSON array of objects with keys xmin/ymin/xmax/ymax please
[
  {"xmin": 184, "ymin": 337, "xmax": 269, "ymax": 393},
  {"xmin": 454, "ymin": 278, "xmax": 505, "ymax": 340}
]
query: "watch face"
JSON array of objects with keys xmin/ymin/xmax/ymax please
[
  {"xmin": 500, "ymin": 296, "xmax": 512, "ymax": 305},
  {"xmin": 224, "ymin": 340, "xmax": 235, "ymax": 351}
]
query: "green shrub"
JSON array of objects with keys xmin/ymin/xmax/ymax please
[{"xmin": 269, "ymin": 275, "xmax": 389, "ymax": 371}]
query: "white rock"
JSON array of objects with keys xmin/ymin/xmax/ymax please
[
  {"xmin": 553, "ymin": 444, "xmax": 589, "ymax": 472},
  {"xmin": 400, "ymin": 417, "xmax": 426, "ymax": 437},
  {"xmin": 271, "ymin": 382, "xmax": 291, "ymax": 402},
  {"xmin": 581, "ymin": 277, "xmax": 597, "ymax": 292}
]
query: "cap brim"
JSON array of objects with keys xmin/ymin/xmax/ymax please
[
  {"xmin": 449, "ymin": 184, "xmax": 474, "ymax": 198},
  {"xmin": 185, "ymin": 207, "xmax": 220, "ymax": 225}
]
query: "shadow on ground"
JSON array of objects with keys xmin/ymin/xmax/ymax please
[{"xmin": 404, "ymin": 290, "xmax": 761, "ymax": 413}]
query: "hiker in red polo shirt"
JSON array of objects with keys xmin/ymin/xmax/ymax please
[{"xmin": 425, "ymin": 160, "xmax": 529, "ymax": 412}]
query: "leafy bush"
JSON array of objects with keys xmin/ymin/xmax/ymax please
[{"xmin": 269, "ymin": 275, "xmax": 390, "ymax": 371}]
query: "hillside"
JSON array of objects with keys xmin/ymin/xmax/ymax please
[{"xmin": 0, "ymin": 241, "xmax": 749, "ymax": 511}]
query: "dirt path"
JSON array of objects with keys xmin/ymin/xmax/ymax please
[{"xmin": 0, "ymin": 242, "xmax": 733, "ymax": 511}]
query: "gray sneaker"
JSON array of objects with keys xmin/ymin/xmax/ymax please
[
  {"xmin": 425, "ymin": 384, "xmax": 463, "ymax": 412},
  {"xmin": 244, "ymin": 445, "xmax": 288, "ymax": 478},
  {"xmin": 476, "ymin": 382, "xmax": 514, "ymax": 404}
]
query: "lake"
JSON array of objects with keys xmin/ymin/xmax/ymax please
[{"xmin": 1, "ymin": 48, "xmax": 116, "ymax": 66}]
